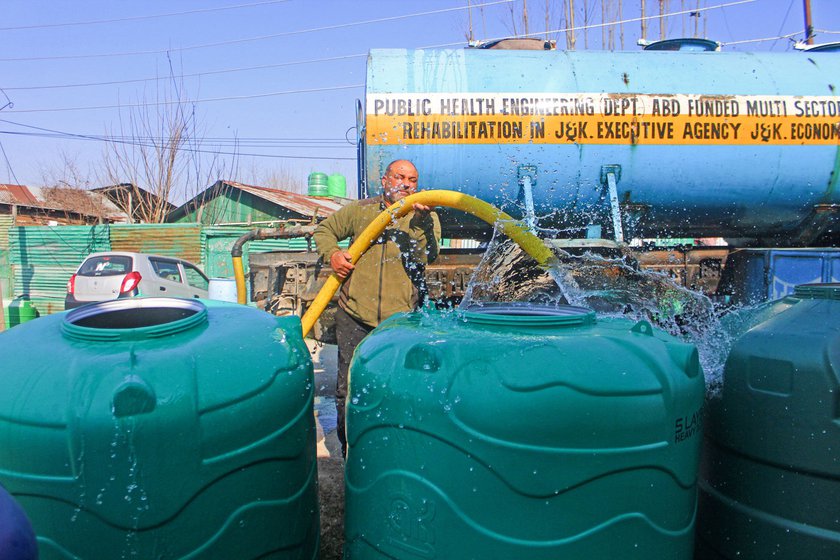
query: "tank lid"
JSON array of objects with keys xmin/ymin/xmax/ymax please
[
  {"xmin": 641, "ymin": 37, "xmax": 720, "ymax": 51},
  {"xmin": 793, "ymin": 283, "xmax": 840, "ymax": 300},
  {"xmin": 62, "ymin": 298, "xmax": 208, "ymax": 341},
  {"xmin": 798, "ymin": 41, "xmax": 840, "ymax": 52},
  {"xmin": 471, "ymin": 37, "xmax": 556, "ymax": 50},
  {"xmin": 460, "ymin": 302, "xmax": 595, "ymax": 326}
]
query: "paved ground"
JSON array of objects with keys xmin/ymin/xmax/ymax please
[{"xmin": 306, "ymin": 340, "xmax": 345, "ymax": 560}]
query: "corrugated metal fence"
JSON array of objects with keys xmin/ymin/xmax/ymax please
[
  {"xmin": 9, "ymin": 225, "xmax": 111, "ymax": 315},
  {"xmin": 4, "ymin": 223, "xmax": 316, "ymax": 316}
]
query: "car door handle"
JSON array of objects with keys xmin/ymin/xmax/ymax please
[{"xmin": 159, "ymin": 286, "xmax": 166, "ymax": 291}]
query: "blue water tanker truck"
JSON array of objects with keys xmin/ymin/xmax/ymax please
[
  {"xmin": 359, "ymin": 42, "xmax": 839, "ymax": 244},
  {"xmin": 342, "ymin": 39, "xmax": 840, "ymax": 305}
]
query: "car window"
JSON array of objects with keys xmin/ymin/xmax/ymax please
[
  {"xmin": 182, "ymin": 263, "xmax": 209, "ymax": 291},
  {"xmin": 150, "ymin": 258, "xmax": 182, "ymax": 283},
  {"xmin": 78, "ymin": 255, "xmax": 132, "ymax": 276}
]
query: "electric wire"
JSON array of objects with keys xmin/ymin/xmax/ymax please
[
  {"xmin": 0, "ymin": 0, "xmax": 293, "ymax": 31},
  {"xmin": 421, "ymin": 0, "xmax": 756, "ymax": 48},
  {"xmin": 0, "ymin": 0, "xmax": 515, "ymax": 62},
  {"xmin": 770, "ymin": 0, "xmax": 796, "ymax": 50},
  {"xmin": 3, "ymin": 84, "xmax": 364, "ymax": 114},
  {"xmin": 0, "ymin": 120, "xmax": 355, "ymax": 160},
  {"xmin": 4, "ymin": 53, "xmax": 368, "ymax": 91},
  {"xmin": 0, "ymin": 130, "xmax": 351, "ymax": 149},
  {"xmin": 0, "ymin": 140, "xmax": 20, "ymax": 185},
  {"xmin": 723, "ymin": 31, "xmax": 801, "ymax": 46},
  {"xmin": 3, "ymin": 0, "xmax": 755, "ymax": 109}
]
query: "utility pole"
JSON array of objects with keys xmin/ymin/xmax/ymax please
[
  {"xmin": 659, "ymin": 0, "xmax": 666, "ymax": 40},
  {"xmin": 619, "ymin": 0, "xmax": 624, "ymax": 50},
  {"xmin": 545, "ymin": 0, "xmax": 550, "ymax": 41},
  {"xmin": 641, "ymin": 0, "xmax": 647, "ymax": 42},
  {"xmin": 567, "ymin": 0, "xmax": 576, "ymax": 50},
  {"xmin": 583, "ymin": 0, "xmax": 589, "ymax": 48},
  {"xmin": 803, "ymin": 0, "xmax": 814, "ymax": 45},
  {"xmin": 602, "ymin": 0, "xmax": 607, "ymax": 49},
  {"xmin": 694, "ymin": 0, "xmax": 700, "ymax": 38},
  {"xmin": 523, "ymin": 0, "xmax": 529, "ymax": 37},
  {"xmin": 467, "ymin": 0, "xmax": 474, "ymax": 43}
]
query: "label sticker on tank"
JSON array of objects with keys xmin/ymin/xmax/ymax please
[
  {"xmin": 674, "ymin": 406, "xmax": 703, "ymax": 444},
  {"xmin": 366, "ymin": 93, "xmax": 840, "ymax": 146}
]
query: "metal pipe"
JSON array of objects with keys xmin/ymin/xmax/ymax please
[{"xmin": 231, "ymin": 224, "xmax": 318, "ymax": 305}]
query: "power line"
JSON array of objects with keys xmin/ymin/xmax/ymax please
[
  {"xmin": 723, "ymin": 31, "xmax": 801, "ymax": 46},
  {"xmin": 0, "ymin": 0, "xmax": 515, "ymax": 62},
  {"xmin": 0, "ymin": 130, "xmax": 353, "ymax": 149},
  {"xmin": 3, "ymin": 84, "xmax": 364, "ymax": 114},
  {"xmin": 0, "ymin": 125, "xmax": 355, "ymax": 161},
  {"xmin": 770, "ymin": 0, "xmax": 796, "ymax": 50},
  {"xmin": 423, "ymin": 0, "xmax": 756, "ymax": 48},
  {"xmin": 0, "ymin": 0, "xmax": 292, "ymax": 31},
  {"xmin": 3, "ymin": 53, "xmax": 368, "ymax": 91},
  {"xmin": 0, "ymin": 140, "xmax": 20, "ymax": 184}
]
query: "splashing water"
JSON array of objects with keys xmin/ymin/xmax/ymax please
[{"xmin": 461, "ymin": 233, "xmax": 744, "ymax": 395}]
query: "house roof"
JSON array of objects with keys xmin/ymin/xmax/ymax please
[
  {"xmin": 0, "ymin": 183, "xmax": 129, "ymax": 221},
  {"xmin": 0, "ymin": 184, "xmax": 39, "ymax": 206},
  {"xmin": 225, "ymin": 181, "xmax": 345, "ymax": 219},
  {"xmin": 93, "ymin": 183, "xmax": 174, "ymax": 208}
]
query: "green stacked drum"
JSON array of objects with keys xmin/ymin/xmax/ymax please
[
  {"xmin": 345, "ymin": 303, "xmax": 705, "ymax": 559},
  {"xmin": 0, "ymin": 298, "xmax": 319, "ymax": 559},
  {"xmin": 697, "ymin": 283, "xmax": 840, "ymax": 559},
  {"xmin": 307, "ymin": 172, "xmax": 329, "ymax": 196}
]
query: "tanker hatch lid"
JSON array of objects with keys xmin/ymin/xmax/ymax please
[
  {"xmin": 470, "ymin": 37, "xmax": 556, "ymax": 50},
  {"xmin": 640, "ymin": 37, "xmax": 720, "ymax": 51}
]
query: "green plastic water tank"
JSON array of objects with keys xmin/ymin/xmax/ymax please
[
  {"xmin": 307, "ymin": 172, "xmax": 329, "ymax": 196},
  {"xmin": 697, "ymin": 283, "xmax": 840, "ymax": 559},
  {"xmin": 327, "ymin": 173, "xmax": 346, "ymax": 198},
  {"xmin": 345, "ymin": 303, "xmax": 705, "ymax": 559},
  {"xmin": 0, "ymin": 298, "xmax": 319, "ymax": 559}
]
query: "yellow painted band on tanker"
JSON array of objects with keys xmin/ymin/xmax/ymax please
[
  {"xmin": 299, "ymin": 190, "xmax": 554, "ymax": 338},
  {"xmin": 366, "ymin": 114, "xmax": 840, "ymax": 146}
]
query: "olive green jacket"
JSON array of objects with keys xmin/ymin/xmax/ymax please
[{"xmin": 313, "ymin": 196, "xmax": 441, "ymax": 327}]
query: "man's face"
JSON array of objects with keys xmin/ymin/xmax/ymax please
[{"xmin": 381, "ymin": 161, "xmax": 418, "ymax": 204}]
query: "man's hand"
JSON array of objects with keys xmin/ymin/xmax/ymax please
[
  {"xmin": 330, "ymin": 250, "xmax": 355, "ymax": 279},
  {"xmin": 412, "ymin": 202, "xmax": 431, "ymax": 220}
]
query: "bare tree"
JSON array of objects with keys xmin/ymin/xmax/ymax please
[
  {"xmin": 236, "ymin": 160, "xmax": 306, "ymax": 193},
  {"xmin": 99, "ymin": 67, "xmax": 232, "ymax": 223}
]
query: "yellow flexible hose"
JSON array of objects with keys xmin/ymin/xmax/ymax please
[{"xmin": 299, "ymin": 190, "xmax": 554, "ymax": 337}]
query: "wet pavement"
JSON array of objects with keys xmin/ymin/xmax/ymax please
[
  {"xmin": 306, "ymin": 340, "xmax": 345, "ymax": 559},
  {"xmin": 306, "ymin": 340, "xmax": 342, "ymax": 454}
]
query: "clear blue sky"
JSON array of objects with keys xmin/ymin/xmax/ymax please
[{"xmin": 1, "ymin": 0, "xmax": 837, "ymax": 202}]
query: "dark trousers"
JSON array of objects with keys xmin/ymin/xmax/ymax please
[{"xmin": 335, "ymin": 306, "xmax": 374, "ymax": 458}]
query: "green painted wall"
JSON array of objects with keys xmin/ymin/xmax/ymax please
[{"xmin": 174, "ymin": 190, "xmax": 299, "ymax": 226}]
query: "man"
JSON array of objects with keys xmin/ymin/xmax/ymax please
[{"xmin": 313, "ymin": 159, "xmax": 441, "ymax": 457}]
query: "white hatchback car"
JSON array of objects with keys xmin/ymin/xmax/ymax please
[{"xmin": 65, "ymin": 251, "xmax": 210, "ymax": 309}]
